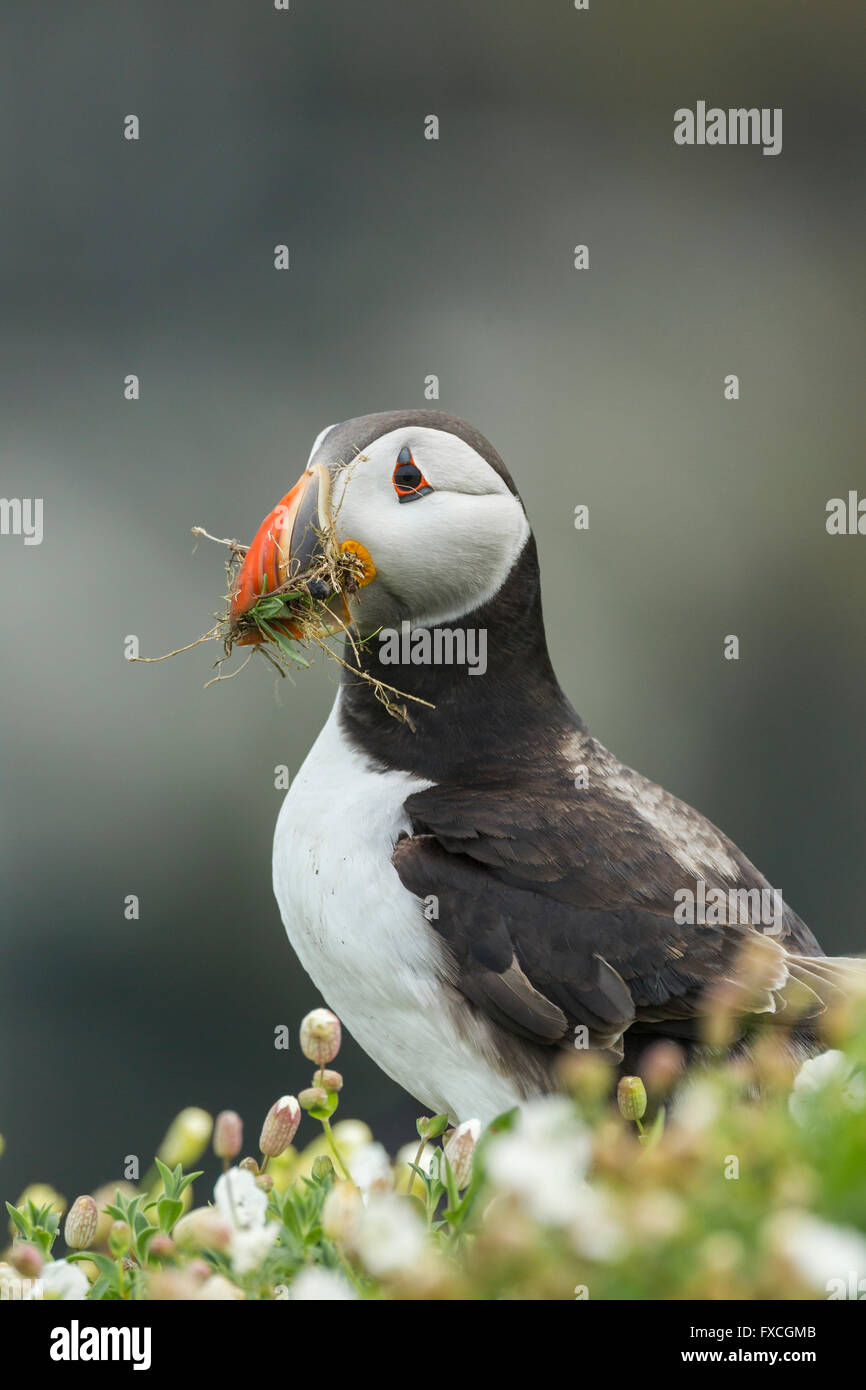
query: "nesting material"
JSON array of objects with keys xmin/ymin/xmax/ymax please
[{"xmin": 131, "ymin": 515, "xmax": 431, "ymax": 727}]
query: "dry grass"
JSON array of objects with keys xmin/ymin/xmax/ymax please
[{"xmin": 131, "ymin": 520, "xmax": 432, "ymax": 727}]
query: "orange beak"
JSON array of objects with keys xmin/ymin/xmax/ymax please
[{"xmin": 230, "ymin": 464, "xmax": 332, "ymax": 645}]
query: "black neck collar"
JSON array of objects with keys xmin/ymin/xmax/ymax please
[{"xmin": 337, "ymin": 534, "xmax": 581, "ymax": 780}]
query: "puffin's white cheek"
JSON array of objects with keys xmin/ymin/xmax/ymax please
[{"xmin": 341, "ymin": 493, "xmax": 528, "ymax": 628}]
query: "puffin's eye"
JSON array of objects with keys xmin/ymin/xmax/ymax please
[{"xmin": 393, "ymin": 447, "xmax": 433, "ymax": 503}]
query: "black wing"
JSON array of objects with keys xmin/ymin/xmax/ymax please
[{"xmin": 392, "ymin": 751, "xmax": 822, "ymax": 1054}]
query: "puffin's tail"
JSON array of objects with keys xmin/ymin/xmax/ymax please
[
  {"xmin": 708, "ymin": 934, "xmax": 866, "ymax": 1025},
  {"xmin": 784, "ymin": 953, "xmax": 866, "ymax": 1018}
]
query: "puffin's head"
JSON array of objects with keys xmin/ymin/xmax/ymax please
[{"xmin": 230, "ymin": 410, "xmax": 531, "ymax": 638}]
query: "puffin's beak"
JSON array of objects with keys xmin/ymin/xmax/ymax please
[{"xmin": 230, "ymin": 463, "xmax": 332, "ymax": 644}]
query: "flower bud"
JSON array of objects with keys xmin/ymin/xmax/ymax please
[
  {"xmin": 14, "ymin": 1184, "xmax": 65, "ymax": 1222},
  {"xmin": 148, "ymin": 1232, "xmax": 176, "ymax": 1261},
  {"xmin": 617, "ymin": 1075, "xmax": 647, "ymax": 1122},
  {"xmin": 443, "ymin": 1118, "xmax": 481, "ymax": 1189},
  {"xmin": 557, "ymin": 1050, "xmax": 613, "ymax": 1105},
  {"xmin": 64, "ymin": 1195, "xmax": 98, "ymax": 1250},
  {"xmin": 158, "ymin": 1108, "xmax": 213, "ymax": 1169},
  {"xmin": 299, "ymin": 1086, "xmax": 329, "ymax": 1112},
  {"xmin": 312, "ymin": 1155, "xmax": 335, "ymax": 1181},
  {"xmin": 255, "ymin": 1173, "xmax": 274, "ymax": 1193},
  {"xmin": 318, "ymin": 1069, "xmax": 343, "ymax": 1093},
  {"xmin": 259, "ymin": 1095, "xmax": 301, "ymax": 1157},
  {"xmin": 641, "ymin": 1042, "xmax": 685, "ymax": 1098},
  {"xmin": 416, "ymin": 1113, "xmax": 449, "ymax": 1140},
  {"xmin": 213, "ymin": 1110, "xmax": 243, "ymax": 1161},
  {"xmin": 145, "ymin": 1270, "xmax": 202, "ymax": 1300},
  {"xmin": 238, "ymin": 1156, "xmax": 260, "ymax": 1175},
  {"xmin": 173, "ymin": 1206, "xmax": 233, "ymax": 1254},
  {"xmin": 91, "ymin": 1182, "xmax": 136, "ymax": 1248},
  {"xmin": 299, "ymin": 1008, "xmax": 342, "ymax": 1066},
  {"xmin": 10, "ymin": 1243, "xmax": 43, "ymax": 1278}
]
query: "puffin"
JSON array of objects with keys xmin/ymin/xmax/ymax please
[{"xmin": 230, "ymin": 410, "xmax": 862, "ymax": 1124}]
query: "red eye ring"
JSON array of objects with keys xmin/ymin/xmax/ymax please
[{"xmin": 393, "ymin": 447, "xmax": 433, "ymax": 503}]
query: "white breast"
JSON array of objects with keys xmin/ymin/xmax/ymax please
[{"xmin": 272, "ymin": 699, "xmax": 526, "ymax": 1123}]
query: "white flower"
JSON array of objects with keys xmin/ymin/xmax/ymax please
[
  {"xmin": 485, "ymin": 1095, "xmax": 591, "ymax": 1227},
  {"xmin": 789, "ymin": 1049, "xmax": 866, "ymax": 1126},
  {"xmin": 353, "ymin": 1193, "xmax": 426, "ymax": 1277},
  {"xmin": 768, "ymin": 1210, "xmax": 866, "ymax": 1291},
  {"xmin": 568, "ymin": 1185, "xmax": 628, "ymax": 1262},
  {"xmin": 322, "ymin": 1180, "xmax": 363, "ymax": 1241},
  {"xmin": 672, "ymin": 1078, "xmax": 720, "ymax": 1135},
  {"xmin": 213, "ymin": 1167, "xmax": 268, "ymax": 1230},
  {"xmin": 197, "ymin": 1274, "xmax": 245, "ymax": 1300},
  {"xmin": 230, "ymin": 1223, "xmax": 278, "ymax": 1275},
  {"xmin": 288, "ymin": 1267, "xmax": 357, "ymax": 1300},
  {"xmin": 396, "ymin": 1140, "xmax": 436, "ymax": 1178},
  {"xmin": 348, "ymin": 1141, "xmax": 393, "ymax": 1196},
  {"xmin": 39, "ymin": 1259, "xmax": 89, "ymax": 1301},
  {"xmin": 213, "ymin": 1165, "xmax": 277, "ymax": 1273},
  {"xmin": 330, "ymin": 1120, "xmax": 373, "ymax": 1155},
  {"xmin": 631, "ymin": 1190, "xmax": 686, "ymax": 1241}
]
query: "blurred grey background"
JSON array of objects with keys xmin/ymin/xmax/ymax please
[{"xmin": 1, "ymin": 1, "xmax": 864, "ymax": 1206}]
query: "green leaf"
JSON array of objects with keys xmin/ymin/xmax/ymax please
[
  {"xmin": 252, "ymin": 596, "xmax": 285, "ymax": 619},
  {"xmin": 68, "ymin": 1250, "xmax": 114, "ymax": 1276},
  {"xmin": 485, "ymin": 1106, "xmax": 520, "ymax": 1136},
  {"xmin": 175, "ymin": 1169, "xmax": 202, "ymax": 1198},
  {"xmin": 68, "ymin": 1250, "xmax": 124, "ymax": 1297},
  {"xmin": 153, "ymin": 1157, "xmax": 175, "ymax": 1196},
  {"xmin": 137, "ymin": 1225, "xmax": 161, "ymax": 1257},
  {"xmin": 638, "ymin": 1105, "xmax": 666, "ymax": 1151},
  {"xmin": 5, "ymin": 1203, "xmax": 30, "ymax": 1239},
  {"xmin": 157, "ymin": 1196, "xmax": 184, "ymax": 1232},
  {"xmin": 281, "ymin": 1201, "xmax": 303, "ymax": 1242}
]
